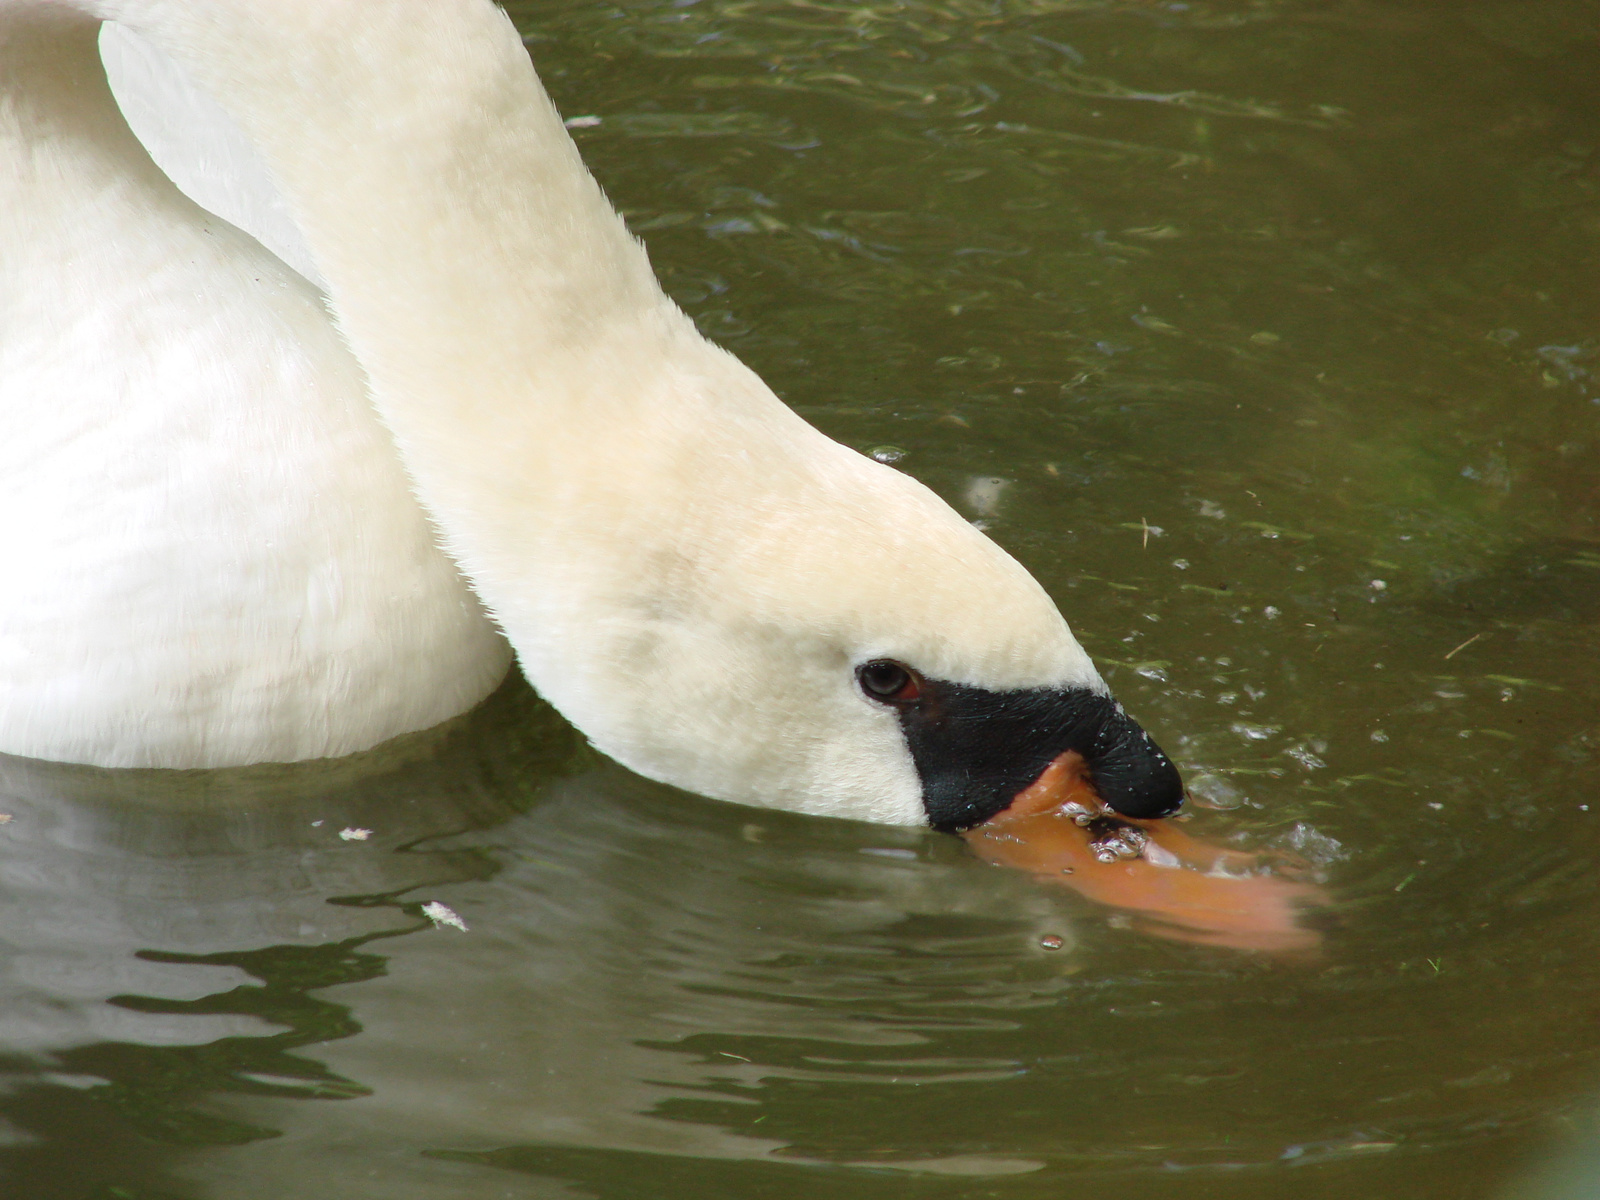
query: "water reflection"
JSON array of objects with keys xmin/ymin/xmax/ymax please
[
  {"xmin": 1, "ymin": 671, "xmax": 1597, "ymax": 1199},
  {"xmin": 1502, "ymin": 1106, "xmax": 1600, "ymax": 1200},
  {"xmin": 0, "ymin": 681, "xmax": 1111, "ymax": 1197},
  {"xmin": 7, "ymin": 0, "xmax": 1600, "ymax": 1196}
]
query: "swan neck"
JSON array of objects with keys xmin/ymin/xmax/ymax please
[
  {"xmin": 84, "ymin": 0, "xmax": 691, "ymax": 428},
  {"xmin": 78, "ymin": 1, "xmax": 722, "ymax": 558}
]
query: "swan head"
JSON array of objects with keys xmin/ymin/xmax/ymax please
[{"xmin": 511, "ymin": 363, "xmax": 1185, "ymax": 833}]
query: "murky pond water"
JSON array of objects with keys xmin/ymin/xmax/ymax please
[{"xmin": 6, "ymin": 1, "xmax": 1600, "ymax": 1196}]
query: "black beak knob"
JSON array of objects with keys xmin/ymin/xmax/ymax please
[{"xmin": 1086, "ymin": 707, "xmax": 1185, "ymax": 819}]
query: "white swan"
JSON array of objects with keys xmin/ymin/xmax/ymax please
[{"xmin": 0, "ymin": 0, "xmax": 1183, "ymax": 829}]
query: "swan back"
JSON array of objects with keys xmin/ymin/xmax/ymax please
[{"xmin": 0, "ymin": 4, "xmax": 510, "ymax": 765}]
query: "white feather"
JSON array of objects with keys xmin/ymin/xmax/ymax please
[{"xmin": 98, "ymin": 20, "xmax": 323, "ymax": 289}]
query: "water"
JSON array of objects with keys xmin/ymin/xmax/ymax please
[{"xmin": 5, "ymin": 1, "xmax": 1600, "ymax": 1196}]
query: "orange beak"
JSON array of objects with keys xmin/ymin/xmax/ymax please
[{"xmin": 962, "ymin": 752, "xmax": 1327, "ymax": 954}]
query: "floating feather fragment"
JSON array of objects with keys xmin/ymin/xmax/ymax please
[{"xmin": 422, "ymin": 902, "xmax": 468, "ymax": 932}]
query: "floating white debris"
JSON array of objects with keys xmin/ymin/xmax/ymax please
[
  {"xmin": 860, "ymin": 847, "xmax": 918, "ymax": 860},
  {"xmin": 422, "ymin": 901, "xmax": 468, "ymax": 932},
  {"xmin": 1231, "ymin": 722, "xmax": 1279, "ymax": 741},
  {"xmin": 963, "ymin": 476, "xmax": 1011, "ymax": 519},
  {"xmin": 338, "ymin": 827, "xmax": 372, "ymax": 841},
  {"xmin": 563, "ymin": 114, "xmax": 602, "ymax": 128}
]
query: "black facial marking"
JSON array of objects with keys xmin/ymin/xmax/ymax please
[{"xmin": 886, "ymin": 678, "xmax": 1185, "ymax": 832}]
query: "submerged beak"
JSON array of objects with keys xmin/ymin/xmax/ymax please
[
  {"xmin": 886, "ymin": 672, "xmax": 1325, "ymax": 951},
  {"xmin": 963, "ymin": 752, "xmax": 1328, "ymax": 955}
]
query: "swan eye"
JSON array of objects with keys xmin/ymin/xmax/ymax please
[{"xmin": 857, "ymin": 660, "xmax": 922, "ymax": 704}]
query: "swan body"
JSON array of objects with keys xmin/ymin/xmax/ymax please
[
  {"xmin": 0, "ymin": 0, "xmax": 1183, "ymax": 828},
  {"xmin": 0, "ymin": 7, "xmax": 510, "ymax": 766}
]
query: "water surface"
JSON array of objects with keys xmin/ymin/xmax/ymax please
[{"xmin": 5, "ymin": 1, "xmax": 1600, "ymax": 1196}]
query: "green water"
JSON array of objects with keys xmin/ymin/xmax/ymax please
[{"xmin": 5, "ymin": 1, "xmax": 1600, "ymax": 1196}]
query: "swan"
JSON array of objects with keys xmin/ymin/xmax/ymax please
[{"xmin": 0, "ymin": 0, "xmax": 1184, "ymax": 830}]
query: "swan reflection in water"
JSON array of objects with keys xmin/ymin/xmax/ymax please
[{"xmin": 0, "ymin": 681, "xmax": 1330, "ymax": 1199}]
